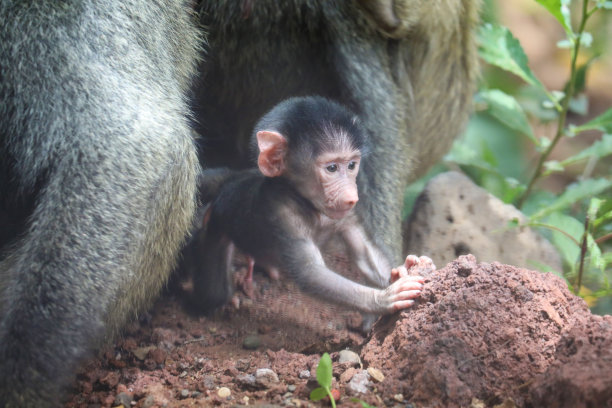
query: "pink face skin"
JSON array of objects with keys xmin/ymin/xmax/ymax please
[
  {"xmin": 255, "ymin": 129, "xmax": 362, "ymax": 220},
  {"xmin": 314, "ymin": 150, "xmax": 361, "ymax": 219}
]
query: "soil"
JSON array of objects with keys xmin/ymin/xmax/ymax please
[{"xmin": 65, "ymin": 255, "xmax": 612, "ymax": 408}]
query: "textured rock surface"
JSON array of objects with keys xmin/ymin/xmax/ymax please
[
  {"xmin": 404, "ymin": 171, "xmax": 562, "ymax": 271},
  {"xmin": 361, "ymin": 255, "xmax": 606, "ymax": 407},
  {"xmin": 529, "ymin": 314, "xmax": 612, "ymax": 408}
]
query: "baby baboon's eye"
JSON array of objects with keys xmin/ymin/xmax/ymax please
[{"xmin": 326, "ymin": 164, "xmax": 338, "ymax": 173}]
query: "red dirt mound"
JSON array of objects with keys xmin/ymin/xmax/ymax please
[{"xmin": 361, "ymin": 255, "xmax": 605, "ymax": 407}]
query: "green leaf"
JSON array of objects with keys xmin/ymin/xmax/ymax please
[
  {"xmin": 587, "ymin": 233, "xmax": 604, "ymax": 271},
  {"xmin": 534, "ymin": 0, "xmax": 573, "ymax": 36},
  {"xmin": 478, "ymin": 89, "xmax": 536, "ymax": 142},
  {"xmin": 543, "ymin": 212, "xmax": 584, "ymax": 269},
  {"xmin": 532, "ymin": 178, "xmax": 612, "ymax": 219},
  {"xmin": 557, "ymin": 39, "xmax": 573, "ymax": 49},
  {"xmin": 478, "ymin": 24, "xmax": 544, "ymax": 89},
  {"xmin": 579, "ymin": 32, "xmax": 593, "ymax": 48},
  {"xmin": 543, "ymin": 160, "xmax": 565, "ymax": 175},
  {"xmin": 568, "ymin": 94, "xmax": 589, "ymax": 116},
  {"xmin": 310, "ymin": 387, "xmax": 328, "ymax": 401},
  {"xmin": 316, "ymin": 353, "xmax": 333, "ymax": 389},
  {"xmin": 560, "ymin": 134, "xmax": 612, "ymax": 166},
  {"xmin": 587, "ymin": 198, "xmax": 604, "ymax": 220},
  {"xmin": 574, "ymin": 107, "xmax": 612, "ymax": 133},
  {"xmin": 448, "ymin": 113, "xmax": 527, "ymax": 180},
  {"xmin": 516, "ymin": 84, "xmax": 559, "ymax": 122},
  {"xmin": 602, "ymin": 252, "xmax": 612, "ymax": 266},
  {"xmin": 593, "ymin": 209, "xmax": 612, "ymax": 229}
]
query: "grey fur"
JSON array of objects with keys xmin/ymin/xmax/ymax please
[{"xmin": 0, "ymin": 1, "xmax": 201, "ymax": 406}]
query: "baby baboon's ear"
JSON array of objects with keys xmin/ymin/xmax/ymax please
[{"xmin": 256, "ymin": 130, "xmax": 288, "ymax": 177}]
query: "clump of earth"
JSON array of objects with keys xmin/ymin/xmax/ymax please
[{"xmin": 65, "ymin": 255, "xmax": 612, "ymax": 407}]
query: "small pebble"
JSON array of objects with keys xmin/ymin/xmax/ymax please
[
  {"xmin": 367, "ymin": 367, "xmax": 385, "ymax": 382},
  {"xmin": 113, "ymin": 392, "xmax": 133, "ymax": 407},
  {"xmin": 242, "ymin": 334, "xmax": 262, "ymax": 350},
  {"xmin": 237, "ymin": 373, "xmax": 256, "ymax": 388},
  {"xmin": 394, "ymin": 393, "xmax": 404, "ymax": 402},
  {"xmin": 346, "ymin": 370, "xmax": 371, "ymax": 396},
  {"xmin": 141, "ymin": 395, "xmax": 155, "ymax": 408},
  {"xmin": 338, "ymin": 349, "xmax": 361, "ymax": 367},
  {"xmin": 148, "ymin": 348, "xmax": 167, "ymax": 365},
  {"xmin": 255, "ymin": 368, "xmax": 279, "ymax": 388},
  {"xmin": 340, "ymin": 367, "xmax": 357, "ymax": 383},
  {"xmin": 217, "ymin": 387, "xmax": 231, "ymax": 398},
  {"xmin": 179, "ymin": 370, "xmax": 187, "ymax": 378},
  {"xmin": 132, "ymin": 346, "xmax": 155, "ymax": 361},
  {"xmin": 287, "ymin": 384, "xmax": 296, "ymax": 392},
  {"xmin": 201, "ymin": 374, "xmax": 215, "ymax": 389},
  {"xmin": 298, "ymin": 370, "xmax": 311, "ymax": 379},
  {"xmin": 235, "ymin": 358, "xmax": 251, "ymax": 372},
  {"xmin": 179, "ymin": 389, "xmax": 190, "ymax": 399}
]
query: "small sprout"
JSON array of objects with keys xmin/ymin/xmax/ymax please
[{"xmin": 310, "ymin": 353, "xmax": 337, "ymax": 408}]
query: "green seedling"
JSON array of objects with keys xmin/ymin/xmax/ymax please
[{"xmin": 310, "ymin": 352, "xmax": 336, "ymax": 407}]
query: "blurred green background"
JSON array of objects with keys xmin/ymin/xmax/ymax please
[{"xmin": 404, "ymin": 0, "xmax": 612, "ymax": 314}]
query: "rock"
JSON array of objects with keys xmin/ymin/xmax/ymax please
[
  {"xmin": 529, "ymin": 314, "xmax": 612, "ymax": 407},
  {"xmin": 113, "ymin": 392, "xmax": 132, "ymax": 407},
  {"xmin": 217, "ymin": 387, "xmax": 231, "ymax": 398},
  {"xmin": 340, "ymin": 367, "xmax": 357, "ymax": 383},
  {"xmin": 403, "ymin": 171, "xmax": 562, "ymax": 271},
  {"xmin": 99, "ymin": 372, "xmax": 120, "ymax": 389},
  {"xmin": 235, "ymin": 358, "xmax": 251, "ymax": 372},
  {"xmin": 147, "ymin": 348, "xmax": 167, "ymax": 365},
  {"xmin": 338, "ymin": 350, "xmax": 361, "ymax": 367},
  {"xmin": 150, "ymin": 327, "xmax": 176, "ymax": 349},
  {"xmin": 361, "ymin": 256, "xmax": 590, "ymax": 407},
  {"xmin": 346, "ymin": 370, "xmax": 370, "ymax": 396},
  {"xmin": 367, "ymin": 367, "xmax": 384, "ymax": 382},
  {"xmin": 298, "ymin": 370, "xmax": 311, "ymax": 379},
  {"xmin": 471, "ymin": 399, "xmax": 486, "ymax": 408},
  {"xmin": 236, "ymin": 374, "xmax": 257, "ymax": 388},
  {"xmin": 132, "ymin": 346, "xmax": 156, "ymax": 361},
  {"xmin": 242, "ymin": 334, "xmax": 262, "ymax": 350},
  {"xmin": 201, "ymin": 375, "xmax": 215, "ymax": 390},
  {"xmin": 141, "ymin": 395, "xmax": 155, "ymax": 408},
  {"xmin": 255, "ymin": 368, "xmax": 279, "ymax": 388},
  {"xmin": 287, "ymin": 384, "xmax": 296, "ymax": 392},
  {"xmin": 179, "ymin": 389, "xmax": 190, "ymax": 399}
]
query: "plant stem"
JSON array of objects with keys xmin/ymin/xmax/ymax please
[
  {"xmin": 595, "ymin": 231, "xmax": 612, "ymax": 245},
  {"xmin": 517, "ymin": 0, "xmax": 592, "ymax": 209},
  {"xmin": 576, "ymin": 215, "xmax": 590, "ymax": 295},
  {"xmin": 327, "ymin": 389, "xmax": 337, "ymax": 408}
]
